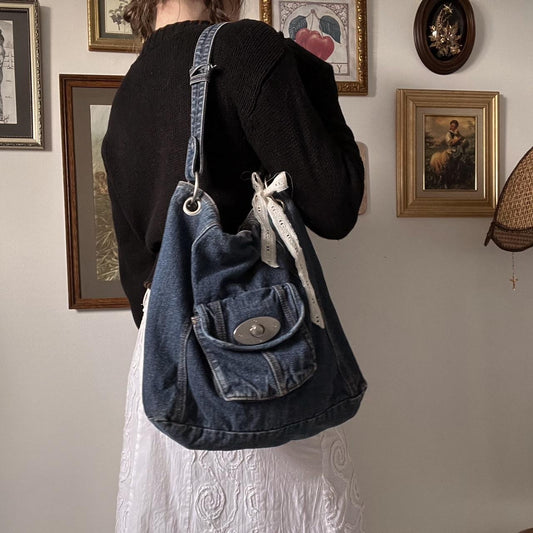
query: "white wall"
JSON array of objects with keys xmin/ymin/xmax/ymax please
[{"xmin": 1, "ymin": 1, "xmax": 532, "ymax": 532}]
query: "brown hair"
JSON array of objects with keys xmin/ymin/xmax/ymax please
[{"xmin": 123, "ymin": 0, "xmax": 241, "ymax": 42}]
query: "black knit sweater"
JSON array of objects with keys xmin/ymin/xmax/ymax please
[{"xmin": 102, "ymin": 19, "xmax": 364, "ymax": 327}]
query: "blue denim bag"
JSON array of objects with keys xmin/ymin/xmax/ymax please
[{"xmin": 143, "ymin": 23, "xmax": 367, "ymax": 450}]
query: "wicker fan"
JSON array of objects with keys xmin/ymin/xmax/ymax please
[{"xmin": 485, "ymin": 146, "xmax": 533, "ymax": 252}]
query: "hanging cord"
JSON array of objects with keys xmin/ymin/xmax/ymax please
[{"xmin": 510, "ymin": 252, "xmax": 518, "ymax": 290}]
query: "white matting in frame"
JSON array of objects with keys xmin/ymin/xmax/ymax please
[{"xmin": 262, "ymin": 0, "xmax": 368, "ymax": 95}]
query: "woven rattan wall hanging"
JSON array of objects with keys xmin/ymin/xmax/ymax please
[{"xmin": 485, "ymin": 146, "xmax": 533, "ymax": 289}]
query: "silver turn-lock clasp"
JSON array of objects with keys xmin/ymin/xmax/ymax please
[{"xmin": 233, "ymin": 316, "xmax": 281, "ymax": 346}]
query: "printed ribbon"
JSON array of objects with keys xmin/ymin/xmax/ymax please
[{"xmin": 251, "ymin": 172, "xmax": 324, "ymax": 328}]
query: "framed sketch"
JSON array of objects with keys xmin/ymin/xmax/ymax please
[
  {"xmin": 414, "ymin": 0, "xmax": 475, "ymax": 75},
  {"xmin": 88, "ymin": 0, "xmax": 140, "ymax": 52},
  {"xmin": 0, "ymin": 0, "xmax": 42, "ymax": 148},
  {"xmin": 60, "ymin": 74, "xmax": 129, "ymax": 310},
  {"xmin": 396, "ymin": 89, "xmax": 499, "ymax": 217},
  {"xmin": 261, "ymin": 0, "xmax": 367, "ymax": 95}
]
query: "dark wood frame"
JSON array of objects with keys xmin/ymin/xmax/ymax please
[
  {"xmin": 413, "ymin": 0, "xmax": 475, "ymax": 75},
  {"xmin": 60, "ymin": 74, "xmax": 129, "ymax": 310},
  {"xmin": 87, "ymin": 0, "xmax": 140, "ymax": 52},
  {"xmin": 0, "ymin": 0, "xmax": 43, "ymax": 148},
  {"xmin": 261, "ymin": 0, "xmax": 368, "ymax": 95}
]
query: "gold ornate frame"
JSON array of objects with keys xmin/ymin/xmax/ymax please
[
  {"xmin": 0, "ymin": 0, "xmax": 43, "ymax": 148},
  {"xmin": 396, "ymin": 89, "xmax": 499, "ymax": 217},
  {"xmin": 261, "ymin": 0, "xmax": 368, "ymax": 95},
  {"xmin": 87, "ymin": 0, "xmax": 140, "ymax": 52}
]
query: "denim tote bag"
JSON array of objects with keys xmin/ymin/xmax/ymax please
[{"xmin": 143, "ymin": 23, "xmax": 367, "ymax": 451}]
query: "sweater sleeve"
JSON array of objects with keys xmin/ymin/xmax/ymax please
[
  {"xmin": 240, "ymin": 39, "xmax": 364, "ymax": 239},
  {"xmin": 102, "ymin": 138, "xmax": 155, "ymax": 327}
]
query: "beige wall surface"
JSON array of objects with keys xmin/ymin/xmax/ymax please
[{"xmin": 1, "ymin": 1, "xmax": 532, "ymax": 532}]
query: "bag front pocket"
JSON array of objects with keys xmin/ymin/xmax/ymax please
[{"xmin": 192, "ymin": 283, "xmax": 316, "ymax": 401}]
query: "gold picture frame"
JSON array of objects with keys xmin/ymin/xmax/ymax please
[
  {"xmin": 87, "ymin": 0, "xmax": 140, "ymax": 52},
  {"xmin": 396, "ymin": 89, "xmax": 499, "ymax": 217},
  {"xmin": 0, "ymin": 0, "xmax": 43, "ymax": 148},
  {"xmin": 261, "ymin": 0, "xmax": 368, "ymax": 95}
]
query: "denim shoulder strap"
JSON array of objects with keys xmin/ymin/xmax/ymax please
[{"xmin": 185, "ymin": 22, "xmax": 228, "ymax": 185}]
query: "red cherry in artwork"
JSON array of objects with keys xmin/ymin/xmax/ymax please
[{"xmin": 295, "ymin": 28, "xmax": 335, "ymax": 61}]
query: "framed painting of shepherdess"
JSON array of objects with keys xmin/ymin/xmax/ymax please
[
  {"xmin": 261, "ymin": 0, "xmax": 368, "ymax": 95},
  {"xmin": 60, "ymin": 74, "xmax": 129, "ymax": 309},
  {"xmin": 396, "ymin": 89, "xmax": 499, "ymax": 217},
  {"xmin": 0, "ymin": 0, "xmax": 42, "ymax": 148},
  {"xmin": 88, "ymin": 0, "xmax": 140, "ymax": 52}
]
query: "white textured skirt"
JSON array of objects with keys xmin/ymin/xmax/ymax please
[{"xmin": 116, "ymin": 297, "xmax": 364, "ymax": 533}]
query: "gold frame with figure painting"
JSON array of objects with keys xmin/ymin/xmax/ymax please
[
  {"xmin": 60, "ymin": 74, "xmax": 129, "ymax": 310},
  {"xmin": 396, "ymin": 89, "xmax": 499, "ymax": 217}
]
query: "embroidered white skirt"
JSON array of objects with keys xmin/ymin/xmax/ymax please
[{"xmin": 116, "ymin": 299, "xmax": 364, "ymax": 533}]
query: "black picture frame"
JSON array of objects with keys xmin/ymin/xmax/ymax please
[
  {"xmin": 0, "ymin": 0, "xmax": 43, "ymax": 148},
  {"xmin": 413, "ymin": 0, "xmax": 475, "ymax": 75}
]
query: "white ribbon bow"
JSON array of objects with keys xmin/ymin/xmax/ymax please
[{"xmin": 251, "ymin": 172, "xmax": 324, "ymax": 328}]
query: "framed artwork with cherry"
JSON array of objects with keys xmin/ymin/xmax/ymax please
[{"xmin": 261, "ymin": 0, "xmax": 368, "ymax": 95}]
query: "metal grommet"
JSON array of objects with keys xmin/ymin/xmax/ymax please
[
  {"xmin": 183, "ymin": 172, "xmax": 202, "ymax": 215},
  {"xmin": 183, "ymin": 197, "xmax": 202, "ymax": 215}
]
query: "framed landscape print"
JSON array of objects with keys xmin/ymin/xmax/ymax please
[
  {"xmin": 261, "ymin": 0, "xmax": 368, "ymax": 95},
  {"xmin": 396, "ymin": 89, "xmax": 499, "ymax": 217},
  {"xmin": 0, "ymin": 0, "xmax": 42, "ymax": 148},
  {"xmin": 60, "ymin": 74, "xmax": 129, "ymax": 309},
  {"xmin": 88, "ymin": 0, "xmax": 140, "ymax": 52}
]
